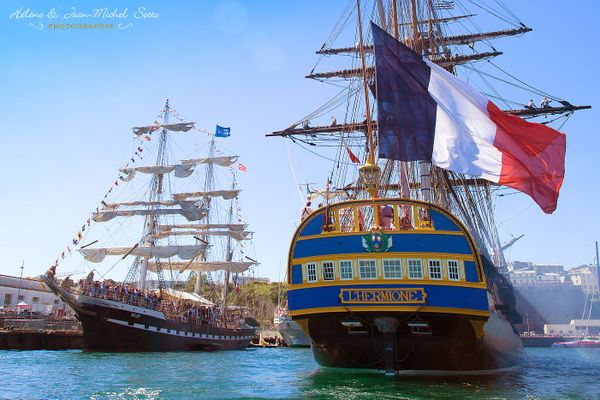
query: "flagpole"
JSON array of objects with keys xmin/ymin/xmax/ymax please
[{"xmin": 16, "ymin": 261, "xmax": 24, "ymax": 306}]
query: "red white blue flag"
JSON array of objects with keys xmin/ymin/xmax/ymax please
[{"xmin": 372, "ymin": 23, "xmax": 566, "ymax": 213}]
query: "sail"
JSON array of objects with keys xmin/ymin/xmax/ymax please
[
  {"xmin": 120, "ymin": 163, "xmax": 197, "ymax": 182},
  {"xmin": 79, "ymin": 244, "xmax": 209, "ymax": 263},
  {"xmin": 172, "ymin": 190, "xmax": 240, "ymax": 201},
  {"xmin": 159, "ymin": 223, "xmax": 247, "ymax": 232},
  {"xmin": 132, "ymin": 122, "xmax": 194, "ymax": 136},
  {"xmin": 92, "ymin": 208, "xmax": 207, "ymax": 222},
  {"xmin": 149, "ymin": 229, "xmax": 252, "ymax": 241},
  {"xmin": 181, "ymin": 156, "xmax": 239, "ymax": 167},
  {"xmin": 102, "ymin": 200, "xmax": 200, "ymax": 209},
  {"xmin": 147, "ymin": 260, "xmax": 255, "ymax": 273}
]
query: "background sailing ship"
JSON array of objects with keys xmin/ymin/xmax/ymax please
[
  {"xmin": 45, "ymin": 100, "xmax": 260, "ymax": 351},
  {"xmin": 268, "ymin": 0, "xmax": 589, "ymax": 374}
]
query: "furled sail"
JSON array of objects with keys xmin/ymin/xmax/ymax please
[
  {"xmin": 120, "ymin": 164, "xmax": 196, "ymax": 182},
  {"xmin": 159, "ymin": 223, "xmax": 247, "ymax": 232},
  {"xmin": 79, "ymin": 244, "xmax": 209, "ymax": 263},
  {"xmin": 181, "ymin": 156, "xmax": 239, "ymax": 167},
  {"xmin": 147, "ymin": 260, "xmax": 255, "ymax": 273},
  {"xmin": 102, "ymin": 200, "xmax": 201, "ymax": 209},
  {"xmin": 172, "ymin": 190, "xmax": 240, "ymax": 201},
  {"xmin": 132, "ymin": 122, "xmax": 195, "ymax": 136},
  {"xmin": 92, "ymin": 208, "xmax": 207, "ymax": 222},
  {"xmin": 149, "ymin": 229, "xmax": 252, "ymax": 241}
]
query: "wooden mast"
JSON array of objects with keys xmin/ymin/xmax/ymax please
[{"xmin": 356, "ymin": 0, "xmax": 374, "ymax": 165}]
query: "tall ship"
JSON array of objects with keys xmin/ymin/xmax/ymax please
[
  {"xmin": 268, "ymin": 1, "xmax": 589, "ymax": 374},
  {"xmin": 44, "ymin": 100, "xmax": 259, "ymax": 351}
]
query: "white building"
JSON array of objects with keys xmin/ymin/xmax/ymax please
[
  {"xmin": 0, "ymin": 273, "xmax": 63, "ymax": 314},
  {"xmin": 568, "ymin": 265, "xmax": 599, "ymax": 296},
  {"xmin": 544, "ymin": 319, "xmax": 600, "ymax": 336}
]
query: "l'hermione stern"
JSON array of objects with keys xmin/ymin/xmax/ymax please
[
  {"xmin": 44, "ymin": 100, "xmax": 259, "ymax": 351},
  {"xmin": 269, "ymin": 1, "xmax": 588, "ymax": 374}
]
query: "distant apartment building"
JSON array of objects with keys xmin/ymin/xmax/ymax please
[
  {"xmin": 568, "ymin": 265, "xmax": 599, "ymax": 296},
  {"xmin": 507, "ymin": 262, "xmax": 570, "ymax": 287},
  {"xmin": 0, "ymin": 274, "xmax": 63, "ymax": 314}
]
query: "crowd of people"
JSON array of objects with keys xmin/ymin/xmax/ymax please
[
  {"xmin": 78, "ymin": 280, "xmax": 162, "ymax": 311},
  {"xmin": 76, "ymin": 279, "xmax": 250, "ymax": 329}
]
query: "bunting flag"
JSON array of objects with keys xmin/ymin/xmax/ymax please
[
  {"xmin": 345, "ymin": 145, "xmax": 361, "ymax": 164},
  {"xmin": 238, "ymin": 163, "xmax": 247, "ymax": 172},
  {"xmin": 372, "ymin": 22, "xmax": 566, "ymax": 214},
  {"xmin": 215, "ymin": 125, "xmax": 231, "ymax": 138}
]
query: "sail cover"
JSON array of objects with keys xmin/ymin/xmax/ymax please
[
  {"xmin": 158, "ymin": 288, "xmax": 213, "ymax": 306},
  {"xmin": 372, "ymin": 22, "xmax": 566, "ymax": 214},
  {"xmin": 172, "ymin": 190, "xmax": 240, "ymax": 201},
  {"xmin": 132, "ymin": 122, "xmax": 195, "ymax": 136},
  {"xmin": 147, "ymin": 261, "xmax": 255, "ymax": 273},
  {"xmin": 79, "ymin": 244, "xmax": 209, "ymax": 263}
]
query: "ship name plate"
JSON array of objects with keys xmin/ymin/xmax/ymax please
[{"xmin": 339, "ymin": 288, "xmax": 426, "ymax": 304}]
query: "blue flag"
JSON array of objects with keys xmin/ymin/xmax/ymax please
[{"xmin": 215, "ymin": 125, "xmax": 231, "ymax": 138}]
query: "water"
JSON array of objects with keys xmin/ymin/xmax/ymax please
[{"xmin": 1, "ymin": 348, "xmax": 599, "ymax": 399}]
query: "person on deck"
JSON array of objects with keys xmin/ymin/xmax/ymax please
[
  {"xmin": 301, "ymin": 201, "xmax": 313, "ymax": 220},
  {"xmin": 379, "ymin": 205, "xmax": 394, "ymax": 230},
  {"xmin": 526, "ymin": 99, "xmax": 535, "ymax": 109},
  {"xmin": 540, "ymin": 97, "xmax": 551, "ymax": 109}
]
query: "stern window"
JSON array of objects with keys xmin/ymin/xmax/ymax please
[
  {"xmin": 408, "ymin": 259, "xmax": 423, "ymax": 279},
  {"xmin": 428, "ymin": 260, "xmax": 442, "ymax": 280},
  {"xmin": 339, "ymin": 260, "xmax": 353, "ymax": 280},
  {"xmin": 448, "ymin": 260, "xmax": 460, "ymax": 281},
  {"xmin": 306, "ymin": 263, "xmax": 317, "ymax": 283},
  {"xmin": 359, "ymin": 260, "xmax": 377, "ymax": 280},
  {"xmin": 322, "ymin": 261, "xmax": 335, "ymax": 281},
  {"xmin": 383, "ymin": 259, "xmax": 403, "ymax": 279}
]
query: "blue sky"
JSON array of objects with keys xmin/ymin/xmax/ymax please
[{"xmin": 0, "ymin": 0, "xmax": 598, "ymax": 281}]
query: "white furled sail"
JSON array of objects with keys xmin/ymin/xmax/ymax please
[
  {"xmin": 172, "ymin": 189, "xmax": 240, "ymax": 201},
  {"xmin": 102, "ymin": 200, "xmax": 202, "ymax": 209},
  {"xmin": 149, "ymin": 229, "xmax": 252, "ymax": 241},
  {"xmin": 79, "ymin": 244, "xmax": 209, "ymax": 263},
  {"xmin": 147, "ymin": 261, "xmax": 256, "ymax": 273},
  {"xmin": 120, "ymin": 163, "xmax": 197, "ymax": 182},
  {"xmin": 181, "ymin": 156, "xmax": 239, "ymax": 167},
  {"xmin": 92, "ymin": 208, "xmax": 207, "ymax": 222},
  {"xmin": 132, "ymin": 122, "xmax": 195, "ymax": 136},
  {"xmin": 159, "ymin": 223, "xmax": 247, "ymax": 232}
]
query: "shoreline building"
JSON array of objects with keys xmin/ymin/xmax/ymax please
[
  {"xmin": 0, "ymin": 274, "xmax": 64, "ymax": 314},
  {"xmin": 507, "ymin": 262, "xmax": 599, "ymax": 333}
]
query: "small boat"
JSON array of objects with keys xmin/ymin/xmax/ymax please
[{"xmin": 274, "ymin": 308, "xmax": 311, "ymax": 347}]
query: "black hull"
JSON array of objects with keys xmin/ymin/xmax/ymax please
[
  {"xmin": 43, "ymin": 278, "xmax": 256, "ymax": 352},
  {"xmin": 302, "ymin": 312, "xmax": 523, "ymax": 374}
]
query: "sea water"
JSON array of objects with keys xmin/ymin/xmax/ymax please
[{"xmin": 1, "ymin": 347, "xmax": 599, "ymax": 399}]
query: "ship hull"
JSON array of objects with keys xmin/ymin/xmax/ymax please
[
  {"xmin": 275, "ymin": 320, "xmax": 311, "ymax": 347},
  {"xmin": 301, "ymin": 311, "xmax": 523, "ymax": 374},
  {"xmin": 44, "ymin": 278, "xmax": 256, "ymax": 352}
]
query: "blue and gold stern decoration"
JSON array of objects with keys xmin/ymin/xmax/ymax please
[
  {"xmin": 287, "ymin": 198, "xmax": 490, "ymax": 319},
  {"xmin": 362, "ymin": 229, "xmax": 393, "ymax": 252}
]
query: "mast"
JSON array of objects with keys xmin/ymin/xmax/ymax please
[
  {"xmin": 356, "ymin": 0, "xmax": 381, "ymax": 210},
  {"xmin": 138, "ymin": 99, "xmax": 170, "ymax": 291},
  {"xmin": 220, "ymin": 177, "xmax": 236, "ymax": 310},
  {"xmin": 195, "ymin": 137, "xmax": 216, "ymax": 294}
]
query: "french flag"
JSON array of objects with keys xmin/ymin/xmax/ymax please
[{"xmin": 372, "ymin": 23, "xmax": 566, "ymax": 214}]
